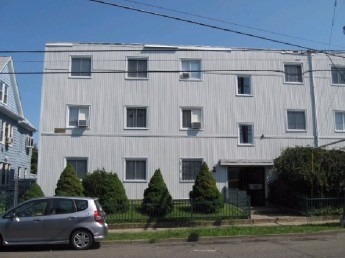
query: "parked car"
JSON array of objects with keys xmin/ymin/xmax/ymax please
[{"xmin": 0, "ymin": 196, "xmax": 108, "ymax": 250}]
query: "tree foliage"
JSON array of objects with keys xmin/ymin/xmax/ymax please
[
  {"xmin": 83, "ymin": 169, "xmax": 129, "ymax": 213},
  {"xmin": 189, "ymin": 162, "xmax": 224, "ymax": 213},
  {"xmin": 55, "ymin": 164, "xmax": 84, "ymax": 196},
  {"xmin": 30, "ymin": 145, "xmax": 38, "ymax": 174},
  {"xmin": 141, "ymin": 169, "xmax": 173, "ymax": 217},
  {"xmin": 20, "ymin": 182, "xmax": 44, "ymax": 202}
]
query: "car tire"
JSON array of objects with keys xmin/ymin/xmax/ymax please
[{"xmin": 70, "ymin": 229, "xmax": 94, "ymax": 250}]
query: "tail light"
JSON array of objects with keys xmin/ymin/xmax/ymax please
[{"xmin": 94, "ymin": 210, "xmax": 104, "ymax": 224}]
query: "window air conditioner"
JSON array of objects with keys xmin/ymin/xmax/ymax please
[
  {"xmin": 191, "ymin": 122, "xmax": 201, "ymax": 129},
  {"xmin": 180, "ymin": 72, "xmax": 190, "ymax": 79},
  {"xmin": 78, "ymin": 120, "xmax": 88, "ymax": 127},
  {"xmin": 5, "ymin": 137, "xmax": 13, "ymax": 144}
]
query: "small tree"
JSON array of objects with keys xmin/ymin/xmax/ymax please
[
  {"xmin": 189, "ymin": 162, "xmax": 224, "ymax": 213},
  {"xmin": 141, "ymin": 169, "xmax": 173, "ymax": 217},
  {"xmin": 83, "ymin": 169, "xmax": 129, "ymax": 213},
  {"xmin": 55, "ymin": 164, "xmax": 84, "ymax": 196},
  {"xmin": 20, "ymin": 182, "xmax": 44, "ymax": 202}
]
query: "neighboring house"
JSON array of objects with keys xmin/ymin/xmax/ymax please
[
  {"xmin": 0, "ymin": 57, "xmax": 36, "ymax": 195},
  {"xmin": 37, "ymin": 43, "xmax": 345, "ymax": 206}
]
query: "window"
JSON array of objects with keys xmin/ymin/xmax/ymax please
[
  {"xmin": 331, "ymin": 66, "xmax": 345, "ymax": 85},
  {"xmin": 237, "ymin": 76, "xmax": 252, "ymax": 95},
  {"xmin": 335, "ymin": 111, "xmax": 345, "ymax": 131},
  {"xmin": 125, "ymin": 159, "xmax": 146, "ymax": 181},
  {"xmin": 287, "ymin": 110, "xmax": 306, "ymax": 130},
  {"xmin": 66, "ymin": 158, "xmax": 88, "ymax": 178},
  {"xmin": 180, "ymin": 159, "xmax": 203, "ymax": 181},
  {"xmin": 70, "ymin": 57, "xmax": 92, "ymax": 77},
  {"xmin": 67, "ymin": 106, "xmax": 90, "ymax": 127},
  {"xmin": 7, "ymin": 199, "xmax": 48, "ymax": 217},
  {"xmin": 180, "ymin": 59, "xmax": 201, "ymax": 80},
  {"xmin": 181, "ymin": 108, "xmax": 203, "ymax": 129},
  {"xmin": 126, "ymin": 107, "xmax": 147, "ymax": 128},
  {"xmin": 0, "ymin": 81, "xmax": 8, "ymax": 104},
  {"xmin": 49, "ymin": 199, "xmax": 75, "ymax": 215},
  {"xmin": 1, "ymin": 122, "xmax": 13, "ymax": 144},
  {"xmin": 127, "ymin": 58, "xmax": 148, "ymax": 78},
  {"xmin": 0, "ymin": 163, "xmax": 10, "ymax": 186},
  {"xmin": 284, "ymin": 64, "xmax": 303, "ymax": 83},
  {"xmin": 238, "ymin": 124, "xmax": 254, "ymax": 145}
]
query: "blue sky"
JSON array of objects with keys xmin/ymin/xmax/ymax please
[{"xmin": 1, "ymin": 0, "xmax": 345, "ymax": 142}]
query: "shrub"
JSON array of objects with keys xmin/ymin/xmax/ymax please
[
  {"xmin": 141, "ymin": 169, "xmax": 173, "ymax": 217},
  {"xmin": 20, "ymin": 182, "xmax": 44, "ymax": 202},
  {"xmin": 55, "ymin": 164, "xmax": 84, "ymax": 196},
  {"xmin": 83, "ymin": 169, "xmax": 129, "ymax": 213},
  {"xmin": 189, "ymin": 162, "xmax": 224, "ymax": 213}
]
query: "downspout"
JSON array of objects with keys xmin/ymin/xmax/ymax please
[{"xmin": 307, "ymin": 51, "xmax": 319, "ymax": 148}]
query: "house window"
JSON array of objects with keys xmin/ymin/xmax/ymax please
[
  {"xmin": 331, "ymin": 66, "xmax": 345, "ymax": 85},
  {"xmin": 181, "ymin": 108, "xmax": 203, "ymax": 129},
  {"xmin": 180, "ymin": 159, "xmax": 203, "ymax": 181},
  {"xmin": 238, "ymin": 124, "xmax": 254, "ymax": 145},
  {"xmin": 335, "ymin": 111, "xmax": 345, "ymax": 131},
  {"xmin": 70, "ymin": 57, "xmax": 92, "ymax": 77},
  {"xmin": 180, "ymin": 59, "xmax": 201, "ymax": 80},
  {"xmin": 67, "ymin": 106, "xmax": 90, "ymax": 128},
  {"xmin": 125, "ymin": 159, "xmax": 146, "ymax": 181},
  {"xmin": 0, "ymin": 81, "xmax": 9, "ymax": 104},
  {"xmin": 126, "ymin": 107, "xmax": 147, "ymax": 128},
  {"xmin": 0, "ymin": 163, "xmax": 11, "ymax": 186},
  {"xmin": 287, "ymin": 110, "xmax": 306, "ymax": 130},
  {"xmin": 66, "ymin": 158, "xmax": 88, "ymax": 178},
  {"xmin": 237, "ymin": 76, "xmax": 252, "ymax": 95},
  {"xmin": 1, "ymin": 122, "xmax": 13, "ymax": 145},
  {"xmin": 127, "ymin": 58, "xmax": 148, "ymax": 78},
  {"xmin": 284, "ymin": 64, "xmax": 303, "ymax": 83}
]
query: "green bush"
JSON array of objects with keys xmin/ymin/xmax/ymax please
[
  {"xmin": 83, "ymin": 169, "xmax": 129, "ymax": 213},
  {"xmin": 189, "ymin": 162, "xmax": 224, "ymax": 213},
  {"xmin": 141, "ymin": 169, "xmax": 173, "ymax": 217},
  {"xmin": 55, "ymin": 164, "xmax": 84, "ymax": 196},
  {"xmin": 20, "ymin": 182, "xmax": 44, "ymax": 202}
]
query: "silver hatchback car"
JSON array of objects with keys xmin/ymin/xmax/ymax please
[{"xmin": 0, "ymin": 196, "xmax": 108, "ymax": 250}]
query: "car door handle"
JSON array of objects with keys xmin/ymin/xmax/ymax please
[
  {"xmin": 68, "ymin": 216, "xmax": 77, "ymax": 220},
  {"xmin": 34, "ymin": 219, "xmax": 42, "ymax": 222}
]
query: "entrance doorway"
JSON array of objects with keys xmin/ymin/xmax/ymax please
[{"xmin": 228, "ymin": 167, "xmax": 265, "ymax": 206}]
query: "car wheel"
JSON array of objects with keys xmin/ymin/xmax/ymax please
[{"xmin": 71, "ymin": 229, "xmax": 93, "ymax": 250}]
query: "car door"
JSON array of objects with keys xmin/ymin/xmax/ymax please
[
  {"xmin": 44, "ymin": 198, "xmax": 78, "ymax": 241},
  {"xmin": 3, "ymin": 199, "xmax": 48, "ymax": 243}
]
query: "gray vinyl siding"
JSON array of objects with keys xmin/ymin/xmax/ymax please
[{"xmin": 38, "ymin": 44, "xmax": 345, "ymax": 198}]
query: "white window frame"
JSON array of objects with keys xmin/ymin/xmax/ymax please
[
  {"xmin": 180, "ymin": 59, "xmax": 202, "ymax": 80},
  {"xmin": 126, "ymin": 57, "xmax": 148, "ymax": 79},
  {"xmin": 70, "ymin": 56, "xmax": 92, "ymax": 78},
  {"xmin": 124, "ymin": 158, "xmax": 147, "ymax": 182},
  {"xmin": 0, "ymin": 81, "xmax": 9, "ymax": 104},
  {"xmin": 66, "ymin": 105, "xmax": 90, "ymax": 128},
  {"xmin": 179, "ymin": 158, "xmax": 203, "ymax": 182},
  {"xmin": 238, "ymin": 123, "xmax": 254, "ymax": 146},
  {"xmin": 335, "ymin": 111, "xmax": 345, "ymax": 132},
  {"xmin": 236, "ymin": 75, "xmax": 252, "ymax": 96},
  {"xmin": 331, "ymin": 66, "xmax": 345, "ymax": 85},
  {"xmin": 284, "ymin": 63, "xmax": 303, "ymax": 84},
  {"xmin": 65, "ymin": 157, "xmax": 88, "ymax": 179},
  {"xmin": 286, "ymin": 110, "xmax": 307, "ymax": 131},
  {"xmin": 1, "ymin": 122, "xmax": 14, "ymax": 145},
  {"xmin": 180, "ymin": 107, "xmax": 203, "ymax": 130},
  {"xmin": 125, "ymin": 106, "xmax": 148, "ymax": 129},
  {"xmin": 0, "ymin": 163, "xmax": 11, "ymax": 186}
]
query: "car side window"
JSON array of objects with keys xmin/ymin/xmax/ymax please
[
  {"xmin": 75, "ymin": 200, "xmax": 88, "ymax": 211},
  {"xmin": 49, "ymin": 199, "xmax": 76, "ymax": 215},
  {"xmin": 10, "ymin": 200, "xmax": 48, "ymax": 217}
]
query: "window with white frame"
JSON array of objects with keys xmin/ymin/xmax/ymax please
[
  {"xmin": 66, "ymin": 158, "xmax": 88, "ymax": 178},
  {"xmin": 1, "ymin": 122, "xmax": 13, "ymax": 144},
  {"xmin": 287, "ymin": 110, "xmax": 306, "ymax": 130},
  {"xmin": 126, "ymin": 107, "xmax": 147, "ymax": 128},
  {"xmin": 0, "ymin": 163, "xmax": 11, "ymax": 186},
  {"xmin": 181, "ymin": 108, "xmax": 203, "ymax": 129},
  {"xmin": 67, "ymin": 106, "xmax": 90, "ymax": 128},
  {"xmin": 0, "ymin": 81, "xmax": 9, "ymax": 104},
  {"xmin": 284, "ymin": 64, "xmax": 303, "ymax": 83},
  {"xmin": 237, "ymin": 76, "xmax": 252, "ymax": 95},
  {"xmin": 238, "ymin": 123, "xmax": 254, "ymax": 145},
  {"xmin": 180, "ymin": 159, "xmax": 203, "ymax": 181},
  {"xmin": 125, "ymin": 159, "xmax": 146, "ymax": 181},
  {"xmin": 70, "ymin": 57, "xmax": 92, "ymax": 77},
  {"xmin": 331, "ymin": 66, "xmax": 345, "ymax": 85},
  {"xmin": 180, "ymin": 59, "xmax": 201, "ymax": 80},
  {"xmin": 127, "ymin": 58, "xmax": 148, "ymax": 78},
  {"xmin": 335, "ymin": 111, "xmax": 345, "ymax": 131}
]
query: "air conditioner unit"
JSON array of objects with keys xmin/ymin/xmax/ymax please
[
  {"xmin": 78, "ymin": 120, "xmax": 88, "ymax": 127},
  {"xmin": 191, "ymin": 122, "xmax": 201, "ymax": 129},
  {"xmin": 5, "ymin": 137, "xmax": 13, "ymax": 144},
  {"xmin": 180, "ymin": 72, "xmax": 190, "ymax": 79}
]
